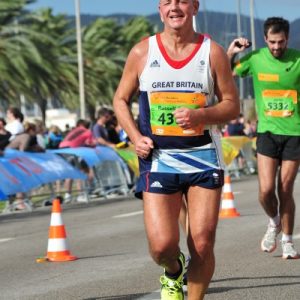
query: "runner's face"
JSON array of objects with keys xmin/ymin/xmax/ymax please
[
  {"xmin": 265, "ymin": 30, "xmax": 288, "ymax": 58},
  {"xmin": 159, "ymin": 0, "xmax": 198, "ymax": 30}
]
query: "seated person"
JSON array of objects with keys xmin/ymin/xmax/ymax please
[
  {"xmin": 92, "ymin": 108, "xmax": 116, "ymax": 148},
  {"xmin": 6, "ymin": 122, "xmax": 44, "ymax": 152},
  {"xmin": 5, "ymin": 107, "xmax": 24, "ymax": 141},
  {"xmin": 227, "ymin": 117, "xmax": 245, "ymax": 136},
  {"xmin": 47, "ymin": 125, "xmax": 63, "ymax": 149},
  {"xmin": 0, "ymin": 117, "xmax": 11, "ymax": 150},
  {"xmin": 59, "ymin": 119, "xmax": 95, "ymax": 148},
  {"xmin": 59, "ymin": 119, "xmax": 95, "ymax": 203},
  {"xmin": 106, "ymin": 115, "xmax": 121, "ymax": 144}
]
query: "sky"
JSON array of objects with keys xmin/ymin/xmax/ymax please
[{"xmin": 28, "ymin": 0, "xmax": 300, "ymax": 22}]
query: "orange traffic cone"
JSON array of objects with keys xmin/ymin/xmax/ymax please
[
  {"xmin": 46, "ymin": 199, "xmax": 77, "ymax": 262},
  {"xmin": 219, "ymin": 175, "xmax": 240, "ymax": 218}
]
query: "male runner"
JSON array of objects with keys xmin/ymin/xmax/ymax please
[
  {"xmin": 227, "ymin": 17, "xmax": 300, "ymax": 259},
  {"xmin": 114, "ymin": 0, "xmax": 239, "ymax": 299}
]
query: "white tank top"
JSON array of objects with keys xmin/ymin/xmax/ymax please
[
  {"xmin": 137, "ymin": 33, "xmax": 224, "ymax": 173},
  {"xmin": 140, "ymin": 34, "xmax": 214, "ymax": 103}
]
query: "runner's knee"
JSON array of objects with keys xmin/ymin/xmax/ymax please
[
  {"xmin": 189, "ymin": 232, "xmax": 215, "ymax": 262},
  {"xmin": 150, "ymin": 240, "xmax": 179, "ymax": 265},
  {"xmin": 259, "ymin": 187, "xmax": 276, "ymax": 202},
  {"xmin": 278, "ymin": 179, "xmax": 295, "ymax": 196}
]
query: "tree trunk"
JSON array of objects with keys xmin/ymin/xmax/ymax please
[
  {"xmin": 35, "ymin": 88, "xmax": 47, "ymax": 125},
  {"xmin": 87, "ymin": 103, "xmax": 96, "ymax": 124}
]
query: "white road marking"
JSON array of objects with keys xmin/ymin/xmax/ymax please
[
  {"xmin": 233, "ymin": 191, "xmax": 242, "ymax": 195},
  {"xmin": 0, "ymin": 238, "xmax": 14, "ymax": 243},
  {"xmin": 293, "ymin": 234, "xmax": 300, "ymax": 240},
  {"xmin": 113, "ymin": 194, "xmax": 243, "ymax": 218},
  {"xmin": 113, "ymin": 210, "xmax": 143, "ymax": 218}
]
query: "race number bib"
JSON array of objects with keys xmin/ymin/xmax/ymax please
[
  {"xmin": 150, "ymin": 92, "xmax": 206, "ymax": 136},
  {"xmin": 262, "ymin": 89, "xmax": 297, "ymax": 117}
]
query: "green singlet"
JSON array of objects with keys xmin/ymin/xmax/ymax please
[{"xmin": 234, "ymin": 47, "xmax": 300, "ymax": 136}]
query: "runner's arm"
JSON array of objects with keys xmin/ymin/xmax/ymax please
[
  {"xmin": 227, "ymin": 38, "xmax": 251, "ymax": 75},
  {"xmin": 197, "ymin": 41, "xmax": 240, "ymax": 125},
  {"xmin": 113, "ymin": 41, "xmax": 153, "ymax": 157}
]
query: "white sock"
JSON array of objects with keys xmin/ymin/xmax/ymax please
[
  {"xmin": 269, "ymin": 215, "xmax": 280, "ymax": 227},
  {"xmin": 282, "ymin": 233, "xmax": 292, "ymax": 243}
]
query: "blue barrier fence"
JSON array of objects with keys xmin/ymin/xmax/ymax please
[{"xmin": 0, "ymin": 146, "xmax": 130, "ymax": 201}]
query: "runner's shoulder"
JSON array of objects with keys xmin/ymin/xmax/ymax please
[
  {"xmin": 286, "ymin": 48, "xmax": 300, "ymax": 58},
  {"xmin": 128, "ymin": 36, "xmax": 150, "ymax": 61}
]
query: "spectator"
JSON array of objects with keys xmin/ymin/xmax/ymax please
[
  {"xmin": 5, "ymin": 120, "xmax": 44, "ymax": 211},
  {"xmin": 227, "ymin": 114, "xmax": 245, "ymax": 136},
  {"xmin": 6, "ymin": 122, "xmax": 44, "ymax": 152},
  {"xmin": 34, "ymin": 119, "xmax": 47, "ymax": 150},
  {"xmin": 4, "ymin": 108, "xmax": 27, "ymax": 210},
  {"xmin": 59, "ymin": 119, "xmax": 95, "ymax": 148},
  {"xmin": 244, "ymin": 119, "xmax": 257, "ymax": 138},
  {"xmin": 92, "ymin": 107, "xmax": 116, "ymax": 148},
  {"xmin": 116, "ymin": 123, "xmax": 130, "ymax": 144},
  {"xmin": 59, "ymin": 119, "xmax": 95, "ymax": 203},
  {"xmin": 5, "ymin": 107, "xmax": 24, "ymax": 141},
  {"xmin": 222, "ymin": 124, "xmax": 229, "ymax": 137},
  {"xmin": 226, "ymin": 117, "xmax": 247, "ymax": 171},
  {"xmin": 46, "ymin": 125, "xmax": 63, "ymax": 149},
  {"xmin": 106, "ymin": 114, "xmax": 121, "ymax": 144},
  {"xmin": 0, "ymin": 118, "xmax": 11, "ymax": 150},
  {"xmin": 63, "ymin": 123, "xmax": 71, "ymax": 137}
]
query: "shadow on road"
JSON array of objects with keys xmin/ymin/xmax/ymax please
[
  {"xmin": 83, "ymin": 294, "xmax": 148, "ymax": 300},
  {"xmin": 78, "ymin": 252, "xmax": 130, "ymax": 260},
  {"xmin": 208, "ymin": 275, "xmax": 300, "ymax": 294}
]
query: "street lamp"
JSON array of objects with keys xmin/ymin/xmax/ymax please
[
  {"xmin": 236, "ymin": 0, "xmax": 244, "ymax": 102},
  {"xmin": 74, "ymin": 0, "xmax": 86, "ymax": 119},
  {"xmin": 250, "ymin": 0, "xmax": 256, "ymax": 50}
]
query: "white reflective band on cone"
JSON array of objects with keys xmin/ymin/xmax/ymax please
[
  {"xmin": 220, "ymin": 200, "xmax": 235, "ymax": 209},
  {"xmin": 47, "ymin": 238, "xmax": 69, "ymax": 252},
  {"xmin": 223, "ymin": 184, "xmax": 232, "ymax": 193},
  {"xmin": 50, "ymin": 213, "xmax": 64, "ymax": 226}
]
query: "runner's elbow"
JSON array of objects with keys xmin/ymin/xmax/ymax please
[
  {"xmin": 224, "ymin": 102, "xmax": 240, "ymax": 122},
  {"xmin": 233, "ymin": 103, "xmax": 240, "ymax": 118}
]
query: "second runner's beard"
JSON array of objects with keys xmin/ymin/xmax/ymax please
[{"xmin": 271, "ymin": 47, "xmax": 286, "ymax": 59}]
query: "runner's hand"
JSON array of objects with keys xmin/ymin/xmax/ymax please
[
  {"xmin": 228, "ymin": 38, "xmax": 251, "ymax": 54},
  {"xmin": 173, "ymin": 107, "xmax": 199, "ymax": 129},
  {"xmin": 135, "ymin": 136, "xmax": 154, "ymax": 159}
]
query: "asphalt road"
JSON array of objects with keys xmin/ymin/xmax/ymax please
[{"xmin": 0, "ymin": 174, "xmax": 299, "ymax": 300}]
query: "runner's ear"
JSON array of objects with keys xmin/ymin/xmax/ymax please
[{"xmin": 193, "ymin": 0, "xmax": 199, "ymax": 15}]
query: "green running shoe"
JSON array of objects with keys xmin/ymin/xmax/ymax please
[{"xmin": 160, "ymin": 252, "xmax": 185, "ymax": 300}]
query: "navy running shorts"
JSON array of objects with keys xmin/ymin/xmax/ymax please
[
  {"xmin": 135, "ymin": 169, "xmax": 224, "ymax": 199},
  {"xmin": 256, "ymin": 132, "xmax": 300, "ymax": 160}
]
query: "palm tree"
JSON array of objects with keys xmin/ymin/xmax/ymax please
[
  {"xmin": 119, "ymin": 16, "xmax": 155, "ymax": 54},
  {"xmin": 81, "ymin": 18, "xmax": 123, "ymax": 118},
  {"xmin": 80, "ymin": 16, "xmax": 155, "ymax": 118},
  {"xmin": 0, "ymin": 2, "xmax": 155, "ymax": 123},
  {"xmin": 0, "ymin": 0, "xmax": 41, "ymax": 106},
  {"xmin": 22, "ymin": 8, "xmax": 78, "ymax": 122}
]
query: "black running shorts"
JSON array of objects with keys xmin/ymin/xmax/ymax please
[{"xmin": 256, "ymin": 132, "xmax": 300, "ymax": 160}]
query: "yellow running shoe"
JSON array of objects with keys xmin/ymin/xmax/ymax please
[{"xmin": 160, "ymin": 252, "xmax": 185, "ymax": 300}]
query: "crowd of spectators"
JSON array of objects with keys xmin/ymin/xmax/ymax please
[
  {"xmin": 221, "ymin": 113, "xmax": 257, "ymax": 175},
  {"xmin": 0, "ymin": 106, "xmax": 126, "ymax": 153},
  {"xmin": 222, "ymin": 113, "xmax": 257, "ymax": 138},
  {"xmin": 0, "ymin": 106, "xmax": 128, "ymax": 210}
]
